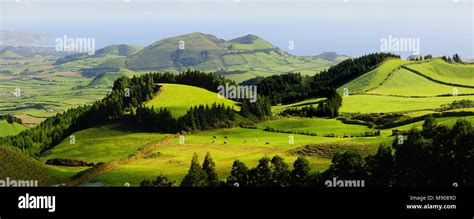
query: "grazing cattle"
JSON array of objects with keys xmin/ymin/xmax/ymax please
[
  {"xmin": 224, "ymin": 141, "xmax": 227, "ymax": 144},
  {"xmin": 212, "ymin": 136, "xmax": 216, "ymax": 139},
  {"xmin": 224, "ymin": 136, "xmax": 228, "ymax": 139},
  {"xmin": 265, "ymin": 142, "xmax": 270, "ymax": 145}
]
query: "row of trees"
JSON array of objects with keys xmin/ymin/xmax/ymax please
[
  {"xmin": 181, "ymin": 153, "xmax": 220, "ymax": 187},
  {"xmin": 133, "ymin": 106, "xmax": 176, "ymax": 133},
  {"xmin": 177, "ymin": 104, "xmax": 238, "ymax": 132},
  {"xmin": 225, "ymin": 156, "xmax": 316, "ymax": 187},
  {"xmin": 143, "ymin": 117, "xmax": 473, "ymax": 187},
  {"xmin": 280, "ymin": 88, "xmax": 342, "ymax": 118},
  {"xmin": 440, "ymin": 99, "xmax": 474, "ymax": 111},
  {"xmin": 150, "ymin": 69, "xmax": 235, "ymax": 93},
  {"xmin": 0, "ymin": 114, "xmax": 22, "ymax": 124},
  {"xmin": 133, "ymin": 98, "xmax": 272, "ymax": 134},
  {"xmin": 141, "ymin": 153, "xmax": 317, "ymax": 187},
  {"xmin": 239, "ymin": 96, "xmax": 272, "ymax": 119},
  {"xmin": 255, "ymin": 73, "xmax": 314, "ymax": 104},
  {"xmin": 442, "ymin": 54, "xmax": 463, "ymax": 64}
]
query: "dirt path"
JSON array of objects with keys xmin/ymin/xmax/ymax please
[{"xmin": 65, "ymin": 136, "xmax": 176, "ymax": 186}]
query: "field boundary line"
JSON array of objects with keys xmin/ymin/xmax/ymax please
[
  {"xmin": 401, "ymin": 66, "xmax": 474, "ymax": 88},
  {"xmin": 363, "ymin": 66, "xmax": 402, "ymax": 93}
]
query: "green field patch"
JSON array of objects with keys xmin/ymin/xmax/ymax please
[
  {"xmin": 41, "ymin": 123, "xmax": 170, "ymax": 163},
  {"xmin": 0, "ymin": 145, "xmax": 75, "ymax": 185},
  {"xmin": 338, "ymin": 59, "xmax": 410, "ymax": 94},
  {"xmin": 289, "ymin": 141, "xmax": 376, "ymax": 159},
  {"xmin": 367, "ymin": 68, "xmax": 474, "ymax": 97},
  {"xmin": 0, "ymin": 120, "xmax": 27, "ymax": 137},
  {"xmin": 406, "ymin": 59, "xmax": 474, "ymax": 87},
  {"xmin": 89, "ymin": 126, "xmax": 389, "ymax": 186},
  {"xmin": 340, "ymin": 95, "xmax": 474, "ymax": 113},
  {"xmin": 257, "ymin": 117, "xmax": 375, "ymax": 136}
]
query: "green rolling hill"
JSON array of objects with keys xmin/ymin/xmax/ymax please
[
  {"xmin": 87, "ymin": 68, "xmax": 137, "ymax": 87},
  {"xmin": 324, "ymin": 58, "xmax": 474, "ymax": 114},
  {"xmin": 2, "ymin": 49, "xmax": 473, "ymax": 187},
  {"xmin": 404, "ymin": 59, "xmax": 474, "ymax": 87},
  {"xmin": 367, "ymin": 68, "xmax": 474, "ymax": 97},
  {"xmin": 339, "ymin": 58, "xmax": 474, "ymax": 97},
  {"xmin": 95, "ymin": 44, "xmax": 142, "ymax": 56},
  {"xmin": 145, "ymin": 83, "xmax": 240, "ymax": 118},
  {"xmin": 91, "ymin": 32, "xmax": 348, "ymax": 82},
  {"xmin": 55, "ymin": 44, "xmax": 143, "ymax": 65},
  {"xmin": 337, "ymin": 59, "xmax": 410, "ymax": 94},
  {"xmin": 0, "ymin": 49, "xmax": 22, "ymax": 59}
]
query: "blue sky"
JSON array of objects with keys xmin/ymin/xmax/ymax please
[{"xmin": 1, "ymin": 0, "xmax": 472, "ymax": 58}]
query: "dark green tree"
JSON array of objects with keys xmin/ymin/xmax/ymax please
[
  {"xmin": 202, "ymin": 152, "xmax": 219, "ymax": 186},
  {"xmin": 140, "ymin": 174, "xmax": 175, "ymax": 187},
  {"xmin": 248, "ymin": 157, "xmax": 273, "ymax": 186},
  {"xmin": 226, "ymin": 160, "xmax": 249, "ymax": 187},
  {"xmin": 422, "ymin": 115, "xmax": 438, "ymax": 138},
  {"xmin": 365, "ymin": 145, "xmax": 394, "ymax": 186},
  {"xmin": 181, "ymin": 153, "xmax": 208, "ymax": 187},
  {"xmin": 291, "ymin": 157, "xmax": 311, "ymax": 186},
  {"xmin": 324, "ymin": 150, "xmax": 368, "ymax": 180},
  {"xmin": 271, "ymin": 155, "xmax": 291, "ymax": 187}
]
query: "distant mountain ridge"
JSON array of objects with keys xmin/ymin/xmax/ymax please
[
  {"xmin": 0, "ymin": 45, "xmax": 73, "ymax": 58},
  {"xmin": 0, "ymin": 30, "xmax": 56, "ymax": 47},
  {"xmin": 55, "ymin": 44, "xmax": 142, "ymax": 65},
  {"xmin": 80, "ymin": 32, "xmax": 348, "ymax": 82}
]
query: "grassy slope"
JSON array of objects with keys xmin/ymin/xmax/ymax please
[
  {"xmin": 87, "ymin": 68, "xmax": 136, "ymax": 87},
  {"xmin": 340, "ymin": 95, "xmax": 474, "ymax": 113},
  {"xmin": 41, "ymin": 122, "xmax": 170, "ymax": 163},
  {"xmin": 0, "ymin": 145, "xmax": 79, "ymax": 185},
  {"xmin": 94, "ymin": 33, "xmax": 338, "ymax": 83},
  {"xmin": 367, "ymin": 68, "xmax": 474, "ymax": 96},
  {"xmin": 406, "ymin": 59, "xmax": 474, "ymax": 87},
  {"xmin": 229, "ymin": 37, "xmax": 274, "ymax": 51},
  {"xmin": 334, "ymin": 58, "xmax": 474, "ymax": 113},
  {"xmin": 338, "ymin": 59, "xmax": 410, "ymax": 94},
  {"xmin": 0, "ymin": 49, "xmax": 22, "ymax": 59},
  {"xmin": 257, "ymin": 118, "xmax": 376, "ymax": 136},
  {"xmin": 145, "ymin": 83, "xmax": 240, "ymax": 118},
  {"xmin": 0, "ymin": 120, "xmax": 27, "ymax": 137}
]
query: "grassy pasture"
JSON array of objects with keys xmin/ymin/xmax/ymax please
[
  {"xmin": 406, "ymin": 59, "xmax": 474, "ymax": 87},
  {"xmin": 340, "ymin": 95, "xmax": 474, "ymax": 114},
  {"xmin": 90, "ymin": 125, "xmax": 390, "ymax": 185},
  {"xmin": 0, "ymin": 120, "xmax": 27, "ymax": 137},
  {"xmin": 338, "ymin": 59, "xmax": 410, "ymax": 94},
  {"xmin": 41, "ymin": 123, "xmax": 170, "ymax": 163},
  {"xmin": 367, "ymin": 68, "xmax": 474, "ymax": 97}
]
